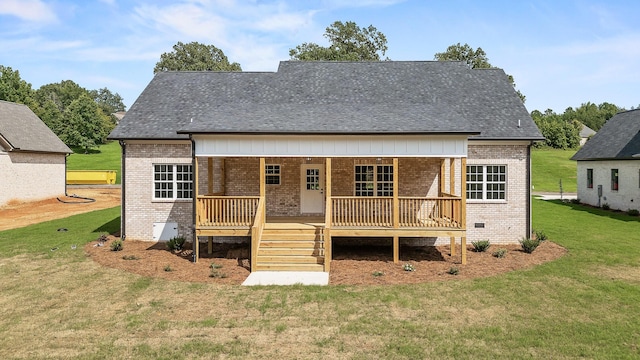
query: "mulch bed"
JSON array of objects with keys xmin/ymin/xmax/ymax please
[{"xmin": 86, "ymin": 236, "xmax": 567, "ymax": 285}]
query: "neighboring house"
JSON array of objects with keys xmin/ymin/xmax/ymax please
[
  {"xmin": 108, "ymin": 61, "xmax": 543, "ymax": 271},
  {"xmin": 0, "ymin": 100, "xmax": 72, "ymax": 206},
  {"xmin": 572, "ymin": 109, "xmax": 640, "ymax": 211},
  {"xmin": 579, "ymin": 123, "xmax": 596, "ymax": 146}
]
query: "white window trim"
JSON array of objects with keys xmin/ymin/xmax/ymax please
[
  {"xmin": 152, "ymin": 164, "xmax": 193, "ymax": 201},
  {"xmin": 466, "ymin": 164, "xmax": 507, "ymax": 202}
]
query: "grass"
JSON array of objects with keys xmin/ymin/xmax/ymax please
[
  {"xmin": 0, "ymin": 200, "xmax": 639, "ymax": 358},
  {"xmin": 531, "ymin": 148, "xmax": 578, "ymax": 192},
  {"xmin": 67, "ymin": 141, "xmax": 122, "ymax": 184}
]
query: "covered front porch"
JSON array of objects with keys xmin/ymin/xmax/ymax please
[{"xmin": 189, "ymin": 134, "xmax": 469, "ymax": 272}]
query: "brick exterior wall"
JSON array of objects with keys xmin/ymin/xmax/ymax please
[
  {"xmin": 124, "ymin": 142, "xmax": 530, "ymax": 245},
  {"xmin": 0, "ymin": 151, "xmax": 66, "ymax": 206},
  {"xmin": 124, "ymin": 142, "xmax": 193, "ymax": 241},
  {"xmin": 465, "ymin": 144, "xmax": 530, "ymax": 244}
]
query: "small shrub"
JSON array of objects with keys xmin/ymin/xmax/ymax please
[
  {"xmin": 372, "ymin": 270, "xmax": 384, "ymax": 277},
  {"xmin": 210, "ymin": 262, "xmax": 223, "ymax": 269},
  {"xmin": 602, "ymin": 203, "xmax": 610, "ymax": 210},
  {"xmin": 110, "ymin": 239, "xmax": 123, "ymax": 251},
  {"xmin": 534, "ymin": 229, "xmax": 548, "ymax": 241},
  {"xmin": 520, "ymin": 238, "xmax": 540, "ymax": 254},
  {"xmin": 403, "ymin": 263, "xmax": 415, "ymax": 272},
  {"xmin": 492, "ymin": 248, "xmax": 507, "ymax": 258},
  {"xmin": 571, "ymin": 198, "xmax": 580, "ymax": 204},
  {"xmin": 209, "ymin": 263, "xmax": 227, "ymax": 278},
  {"xmin": 167, "ymin": 236, "xmax": 186, "ymax": 251},
  {"xmin": 627, "ymin": 209, "xmax": 639, "ymax": 217},
  {"xmin": 471, "ymin": 240, "xmax": 491, "ymax": 252},
  {"xmin": 122, "ymin": 254, "xmax": 139, "ymax": 260},
  {"xmin": 447, "ymin": 266, "xmax": 459, "ymax": 275},
  {"xmin": 164, "ymin": 265, "xmax": 173, "ymax": 272}
]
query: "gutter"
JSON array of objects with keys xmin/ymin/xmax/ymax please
[{"xmin": 119, "ymin": 140, "xmax": 126, "ymax": 240}]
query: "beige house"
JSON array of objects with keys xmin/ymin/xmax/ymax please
[
  {"xmin": 109, "ymin": 61, "xmax": 543, "ymax": 272},
  {"xmin": 0, "ymin": 100, "xmax": 71, "ymax": 206}
]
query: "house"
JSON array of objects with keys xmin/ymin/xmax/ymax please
[
  {"xmin": 579, "ymin": 123, "xmax": 596, "ymax": 146},
  {"xmin": 0, "ymin": 100, "xmax": 72, "ymax": 206},
  {"xmin": 108, "ymin": 61, "xmax": 543, "ymax": 271},
  {"xmin": 572, "ymin": 109, "xmax": 640, "ymax": 211}
]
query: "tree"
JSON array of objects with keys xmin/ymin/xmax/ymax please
[
  {"xmin": 154, "ymin": 41, "xmax": 242, "ymax": 73},
  {"xmin": 289, "ymin": 21, "xmax": 388, "ymax": 61},
  {"xmin": 35, "ymin": 80, "xmax": 87, "ymax": 113},
  {"xmin": 61, "ymin": 93, "xmax": 112, "ymax": 153},
  {"xmin": 434, "ymin": 43, "xmax": 525, "ymax": 103},
  {"xmin": 90, "ymin": 87, "xmax": 126, "ymax": 126},
  {"xmin": 0, "ymin": 65, "xmax": 36, "ymax": 107}
]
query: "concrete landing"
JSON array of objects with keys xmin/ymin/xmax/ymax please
[{"xmin": 242, "ymin": 271, "xmax": 329, "ymax": 286}]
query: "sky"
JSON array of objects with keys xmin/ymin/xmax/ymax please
[{"xmin": 1, "ymin": 0, "xmax": 639, "ymax": 113}]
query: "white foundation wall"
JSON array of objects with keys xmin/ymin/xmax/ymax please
[
  {"xmin": 0, "ymin": 151, "xmax": 66, "ymax": 206},
  {"xmin": 124, "ymin": 142, "xmax": 193, "ymax": 241},
  {"xmin": 576, "ymin": 160, "xmax": 640, "ymax": 211}
]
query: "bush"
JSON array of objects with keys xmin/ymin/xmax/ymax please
[
  {"xmin": 492, "ymin": 248, "xmax": 507, "ymax": 258},
  {"xmin": 403, "ymin": 263, "xmax": 415, "ymax": 272},
  {"xmin": 110, "ymin": 239, "xmax": 123, "ymax": 251},
  {"xmin": 209, "ymin": 263, "xmax": 227, "ymax": 278},
  {"xmin": 164, "ymin": 265, "xmax": 172, "ymax": 272},
  {"xmin": 372, "ymin": 271, "xmax": 384, "ymax": 277},
  {"xmin": 122, "ymin": 255, "xmax": 139, "ymax": 260},
  {"xmin": 520, "ymin": 238, "xmax": 540, "ymax": 254},
  {"xmin": 167, "ymin": 236, "xmax": 186, "ymax": 251},
  {"xmin": 571, "ymin": 198, "xmax": 581, "ymax": 204},
  {"xmin": 447, "ymin": 266, "xmax": 459, "ymax": 275},
  {"xmin": 627, "ymin": 209, "xmax": 639, "ymax": 217},
  {"xmin": 471, "ymin": 240, "xmax": 491, "ymax": 252},
  {"xmin": 534, "ymin": 229, "xmax": 548, "ymax": 241},
  {"xmin": 602, "ymin": 203, "xmax": 610, "ymax": 210}
]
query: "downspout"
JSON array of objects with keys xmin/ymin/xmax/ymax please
[
  {"xmin": 57, "ymin": 153, "xmax": 95, "ymax": 203},
  {"xmin": 526, "ymin": 142, "xmax": 532, "ymax": 238},
  {"xmin": 191, "ymin": 136, "xmax": 197, "ymax": 263},
  {"xmin": 119, "ymin": 140, "xmax": 126, "ymax": 241}
]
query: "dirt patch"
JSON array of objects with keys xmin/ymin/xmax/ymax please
[
  {"xmin": 86, "ymin": 236, "xmax": 566, "ymax": 285},
  {"xmin": 0, "ymin": 187, "xmax": 121, "ymax": 231}
]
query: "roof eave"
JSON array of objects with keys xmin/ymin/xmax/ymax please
[{"xmin": 177, "ymin": 130, "xmax": 482, "ymax": 136}]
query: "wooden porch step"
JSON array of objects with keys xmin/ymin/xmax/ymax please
[
  {"xmin": 258, "ymin": 248, "xmax": 321, "ymax": 256},
  {"xmin": 257, "ymin": 255, "xmax": 324, "ymax": 264},
  {"xmin": 253, "ymin": 263, "xmax": 324, "ymax": 272},
  {"xmin": 260, "ymin": 233, "xmax": 320, "ymax": 241},
  {"xmin": 259, "ymin": 240, "xmax": 320, "ymax": 248}
]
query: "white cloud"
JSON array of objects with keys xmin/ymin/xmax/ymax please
[{"xmin": 0, "ymin": 0, "xmax": 57, "ymax": 23}]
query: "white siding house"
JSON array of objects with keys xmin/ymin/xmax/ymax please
[{"xmin": 572, "ymin": 110, "xmax": 640, "ymax": 211}]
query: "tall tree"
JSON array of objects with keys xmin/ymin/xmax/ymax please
[
  {"xmin": 289, "ymin": 21, "xmax": 388, "ymax": 61},
  {"xmin": 154, "ymin": 41, "xmax": 242, "ymax": 73},
  {"xmin": 90, "ymin": 87, "xmax": 126, "ymax": 126},
  {"xmin": 434, "ymin": 43, "xmax": 525, "ymax": 103},
  {"xmin": 35, "ymin": 80, "xmax": 87, "ymax": 113},
  {"xmin": 61, "ymin": 93, "xmax": 112, "ymax": 153},
  {"xmin": 0, "ymin": 65, "xmax": 36, "ymax": 107}
]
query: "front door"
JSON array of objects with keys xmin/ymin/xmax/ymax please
[{"xmin": 300, "ymin": 164, "xmax": 325, "ymax": 214}]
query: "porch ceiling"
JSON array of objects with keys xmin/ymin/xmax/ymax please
[{"xmin": 192, "ymin": 134, "xmax": 468, "ymax": 157}]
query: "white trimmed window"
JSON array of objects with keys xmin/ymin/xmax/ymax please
[
  {"xmin": 466, "ymin": 165, "xmax": 506, "ymax": 200},
  {"xmin": 355, "ymin": 165, "xmax": 393, "ymax": 196},
  {"xmin": 265, "ymin": 164, "xmax": 281, "ymax": 185},
  {"xmin": 153, "ymin": 164, "xmax": 193, "ymax": 200}
]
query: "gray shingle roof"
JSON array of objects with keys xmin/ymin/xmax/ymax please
[
  {"xmin": 0, "ymin": 100, "xmax": 72, "ymax": 154},
  {"xmin": 579, "ymin": 123, "xmax": 596, "ymax": 138},
  {"xmin": 572, "ymin": 109, "xmax": 640, "ymax": 160},
  {"xmin": 109, "ymin": 61, "xmax": 542, "ymax": 140}
]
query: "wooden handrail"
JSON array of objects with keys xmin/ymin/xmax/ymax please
[{"xmin": 250, "ymin": 197, "xmax": 265, "ymax": 272}]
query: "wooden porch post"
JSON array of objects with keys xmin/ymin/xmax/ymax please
[
  {"xmin": 194, "ymin": 156, "xmax": 200, "ymax": 263},
  {"xmin": 461, "ymin": 157, "xmax": 467, "ymax": 265},
  {"xmin": 259, "ymin": 157, "xmax": 265, "ymax": 198},
  {"xmin": 207, "ymin": 157, "xmax": 213, "ymax": 255},
  {"xmin": 324, "ymin": 158, "xmax": 332, "ymax": 272},
  {"xmin": 449, "ymin": 157, "xmax": 456, "ymax": 256},
  {"xmin": 439, "ymin": 159, "xmax": 446, "ymax": 196},
  {"xmin": 393, "ymin": 158, "xmax": 399, "ymax": 263}
]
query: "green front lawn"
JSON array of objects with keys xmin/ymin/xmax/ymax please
[
  {"xmin": 67, "ymin": 141, "xmax": 122, "ymax": 184},
  {"xmin": 531, "ymin": 148, "xmax": 578, "ymax": 192},
  {"xmin": 0, "ymin": 200, "xmax": 639, "ymax": 358}
]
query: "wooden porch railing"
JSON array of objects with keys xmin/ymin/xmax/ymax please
[
  {"xmin": 196, "ymin": 196, "xmax": 260, "ymax": 227},
  {"xmin": 251, "ymin": 197, "xmax": 266, "ymax": 272},
  {"xmin": 331, "ymin": 196, "xmax": 462, "ymax": 228}
]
